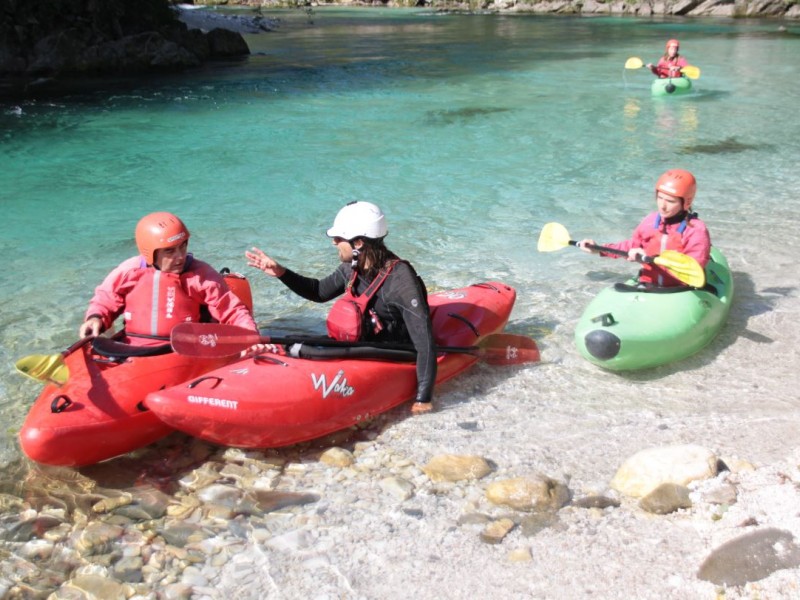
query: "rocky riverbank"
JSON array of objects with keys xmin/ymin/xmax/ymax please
[
  {"xmin": 1, "ymin": 427, "xmax": 799, "ymax": 598},
  {"xmin": 2, "ymin": 1, "xmax": 797, "ymax": 99},
  {"xmin": 0, "ymin": 2, "xmax": 276, "ymax": 99},
  {"xmin": 193, "ymin": 0, "xmax": 800, "ymax": 20}
]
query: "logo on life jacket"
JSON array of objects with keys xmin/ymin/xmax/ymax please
[
  {"xmin": 165, "ymin": 286, "xmax": 176, "ymax": 319},
  {"xmin": 311, "ymin": 370, "xmax": 355, "ymax": 399}
]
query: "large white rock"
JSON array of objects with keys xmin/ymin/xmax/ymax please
[{"xmin": 611, "ymin": 444, "xmax": 718, "ymax": 498}]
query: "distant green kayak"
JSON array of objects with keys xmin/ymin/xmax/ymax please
[
  {"xmin": 575, "ymin": 247, "xmax": 733, "ymax": 371},
  {"xmin": 652, "ymin": 77, "xmax": 692, "ymax": 97}
]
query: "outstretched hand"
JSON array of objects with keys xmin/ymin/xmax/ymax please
[{"xmin": 245, "ymin": 247, "xmax": 286, "ymax": 278}]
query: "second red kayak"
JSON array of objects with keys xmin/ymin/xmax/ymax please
[{"xmin": 145, "ymin": 281, "xmax": 520, "ymax": 448}]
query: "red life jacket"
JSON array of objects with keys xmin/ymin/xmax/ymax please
[
  {"xmin": 640, "ymin": 215, "xmax": 688, "ymax": 286},
  {"xmin": 124, "ymin": 269, "xmax": 202, "ymax": 338},
  {"xmin": 327, "ymin": 261, "xmax": 398, "ymax": 342},
  {"xmin": 655, "ymin": 56, "xmax": 686, "ymax": 78}
]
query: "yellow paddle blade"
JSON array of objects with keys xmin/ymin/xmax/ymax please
[
  {"xmin": 625, "ymin": 57, "xmax": 644, "ymax": 70},
  {"xmin": 15, "ymin": 353, "xmax": 69, "ymax": 385},
  {"xmin": 681, "ymin": 65, "xmax": 701, "ymax": 80},
  {"xmin": 654, "ymin": 250, "xmax": 706, "ymax": 288},
  {"xmin": 537, "ymin": 222, "xmax": 572, "ymax": 252}
]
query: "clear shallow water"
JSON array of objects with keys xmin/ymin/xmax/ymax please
[{"xmin": 1, "ymin": 10, "xmax": 800, "ymax": 468}]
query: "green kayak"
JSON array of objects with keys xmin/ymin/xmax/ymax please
[
  {"xmin": 575, "ymin": 247, "xmax": 733, "ymax": 371},
  {"xmin": 652, "ymin": 77, "xmax": 692, "ymax": 97}
]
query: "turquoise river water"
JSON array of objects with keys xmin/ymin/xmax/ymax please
[{"xmin": 1, "ymin": 9, "xmax": 799, "ymax": 479}]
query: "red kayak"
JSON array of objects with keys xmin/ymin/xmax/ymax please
[
  {"xmin": 19, "ymin": 270, "xmax": 255, "ymax": 467},
  {"xmin": 145, "ymin": 282, "xmax": 523, "ymax": 448},
  {"xmin": 18, "ymin": 337, "xmax": 234, "ymax": 467}
]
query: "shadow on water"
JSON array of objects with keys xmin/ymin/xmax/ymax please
[
  {"xmin": 679, "ymin": 135, "xmax": 775, "ymax": 155},
  {"xmin": 620, "ymin": 269, "xmax": 789, "ymax": 382},
  {"xmin": 685, "ymin": 89, "xmax": 733, "ymax": 102},
  {"xmin": 423, "ymin": 106, "xmax": 512, "ymax": 126}
]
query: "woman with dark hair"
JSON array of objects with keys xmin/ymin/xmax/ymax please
[{"xmin": 246, "ymin": 201, "xmax": 437, "ymax": 414}]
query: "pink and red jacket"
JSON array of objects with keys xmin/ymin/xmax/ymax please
[
  {"xmin": 651, "ymin": 55, "xmax": 688, "ymax": 79},
  {"xmin": 603, "ymin": 211, "xmax": 710, "ymax": 287},
  {"xmin": 84, "ymin": 255, "xmax": 256, "ymax": 344}
]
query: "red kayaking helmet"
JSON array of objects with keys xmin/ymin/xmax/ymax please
[
  {"xmin": 655, "ymin": 170, "xmax": 697, "ymax": 211},
  {"xmin": 666, "ymin": 39, "xmax": 680, "ymax": 51},
  {"xmin": 135, "ymin": 212, "xmax": 190, "ymax": 265}
]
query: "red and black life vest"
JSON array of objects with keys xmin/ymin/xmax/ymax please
[
  {"xmin": 640, "ymin": 214, "xmax": 689, "ymax": 286},
  {"xmin": 326, "ymin": 261, "xmax": 399, "ymax": 342}
]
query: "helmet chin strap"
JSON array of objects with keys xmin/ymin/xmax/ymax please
[{"xmin": 350, "ymin": 242, "xmax": 360, "ymax": 270}]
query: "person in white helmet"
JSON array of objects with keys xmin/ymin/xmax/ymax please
[{"xmin": 246, "ymin": 201, "xmax": 437, "ymax": 414}]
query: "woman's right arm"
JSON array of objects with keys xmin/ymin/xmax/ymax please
[
  {"xmin": 247, "ymin": 247, "xmax": 349, "ymax": 302},
  {"xmin": 279, "ymin": 264, "xmax": 349, "ymax": 302}
]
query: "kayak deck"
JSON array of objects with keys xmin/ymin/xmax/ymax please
[
  {"xmin": 652, "ymin": 77, "xmax": 692, "ymax": 97},
  {"xmin": 19, "ymin": 339, "xmax": 233, "ymax": 467},
  {"xmin": 145, "ymin": 281, "xmax": 517, "ymax": 448}
]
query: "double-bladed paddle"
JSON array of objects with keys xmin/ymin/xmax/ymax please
[
  {"xmin": 171, "ymin": 322, "xmax": 541, "ymax": 366},
  {"xmin": 537, "ymin": 222, "xmax": 706, "ymax": 288},
  {"xmin": 14, "ymin": 337, "xmax": 92, "ymax": 385},
  {"xmin": 624, "ymin": 56, "xmax": 701, "ymax": 80}
]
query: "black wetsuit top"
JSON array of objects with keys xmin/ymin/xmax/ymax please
[{"xmin": 279, "ymin": 261, "xmax": 437, "ymax": 403}]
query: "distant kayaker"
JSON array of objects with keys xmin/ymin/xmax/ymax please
[
  {"xmin": 576, "ymin": 170, "xmax": 711, "ymax": 287},
  {"xmin": 246, "ymin": 201, "xmax": 437, "ymax": 414},
  {"xmin": 647, "ymin": 39, "xmax": 688, "ymax": 79},
  {"xmin": 79, "ymin": 212, "xmax": 257, "ymax": 345}
]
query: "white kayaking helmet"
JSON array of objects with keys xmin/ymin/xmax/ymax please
[{"xmin": 326, "ymin": 201, "xmax": 388, "ymax": 241}]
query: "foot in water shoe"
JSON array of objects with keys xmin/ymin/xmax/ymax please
[{"xmin": 411, "ymin": 402, "xmax": 433, "ymax": 414}]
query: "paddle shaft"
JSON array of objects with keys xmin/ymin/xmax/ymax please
[
  {"xmin": 178, "ymin": 330, "xmax": 504, "ymax": 356},
  {"xmin": 171, "ymin": 323, "xmax": 540, "ymax": 364},
  {"xmin": 538, "ymin": 223, "xmax": 705, "ymax": 288},
  {"xmin": 625, "ymin": 58, "xmax": 699, "ymax": 80},
  {"xmin": 569, "ymin": 240, "xmax": 655, "ymax": 265}
]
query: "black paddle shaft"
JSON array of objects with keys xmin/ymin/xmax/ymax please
[{"xmin": 569, "ymin": 240, "xmax": 654, "ymax": 264}]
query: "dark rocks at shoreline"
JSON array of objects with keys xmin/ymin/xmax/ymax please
[
  {"xmin": 0, "ymin": 1, "xmax": 254, "ymax": 98},
  {"xmin": 197, "ymin": 0, "xmax": 800, "ymax": 20}
]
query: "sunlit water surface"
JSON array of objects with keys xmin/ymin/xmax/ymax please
[{"xmin": 1, "ymin": 10, "xmax": 799, "ymax": 481}]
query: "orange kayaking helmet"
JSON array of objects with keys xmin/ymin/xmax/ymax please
[
  {"xmin": 655, "ymin": 170, "xmax": 696, "ymax": 210},
  {"xmin": 666, "ymin": 39, "xmax": 680, "ymax": 51},
  {"xmin": 135, "ymin": 212, "xmax": 190, "ymax": 265}
]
